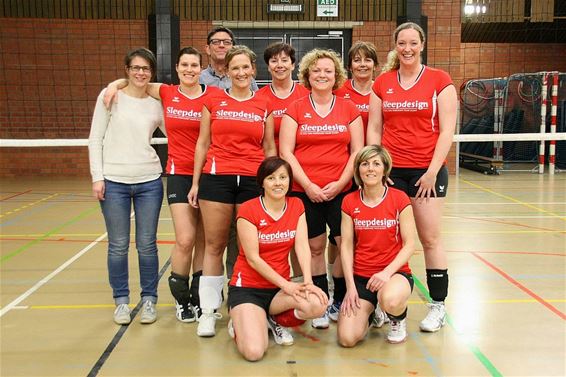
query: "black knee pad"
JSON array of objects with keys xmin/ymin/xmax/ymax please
[
  {"xmin": 169, "ymin": 272, "xmax": 190, "ymax": 304},
  {"xmin": 312, "ymin": 274, "xmax": 329, "ymax": 299},
  {"xmin": 386, "ymin": 308, "xmax": 407, "ymax": 321},
  {"xmin": 332, "ymin": 277, "xmax": 346, "ymax": 303},
  {"xmin": 426, "ymin": 269, "xmax": 448, "ymax": 302},
  {"xmin": 190, "ymin": 270, "xmax": 202, "ymax": 307}
]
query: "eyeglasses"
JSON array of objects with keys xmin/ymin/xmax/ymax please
[
  {"xmin": 128, "ymin": 65, "xmax": 151, "ymax": 73},
  {"xmin": 209, "ymin": 39, "xmax": 233, "ymax": 46}
]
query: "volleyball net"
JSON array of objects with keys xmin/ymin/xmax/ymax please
[{"xmin": 459, "ymin": 71, "xmax": 566, "ymax": 174}]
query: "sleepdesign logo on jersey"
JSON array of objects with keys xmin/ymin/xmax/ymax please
[
  {"xmin": 353, "ymin": 217, "xmax": 398, "ymax": 230},
  {"xmin": 216, "ymin": 109, "xmax": 263, "ymax": 122},
  {"xmin": 258, "ymin": 229, "xmax": 297, "ymax": 243},
  {"xmin": 166, "ymin": 107, "xmax": 202, "ymax": 120},
  {"xmin": 300, "ymin": 123, "xmax": 347, "ymax": 134},
  {"xmin": 382, "ymin": 100, "xmax": 428, "ymax": 111}
]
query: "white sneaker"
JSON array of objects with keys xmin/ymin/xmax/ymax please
[
  {"xmin": 419, "ymin": 301, "xmax": 446, "ymax": 332},
  {"xmin": 197, "ymin": 309, "xmax": 222, "ymax": 337},
  {"xmin": 311, "ymin": 312, "xmax": 330, "ymax": 329},
  {"xmin": 140, "ymin": 301, "xmax": 157, "ymax": 324},
  {"xmin": 327, "ymin": 301, "xmax": 341, "ymax": 322},
  {"xmin": 175, "ymin": 301, "xmax": 196, "ymax": 323},
  {"xmin": 113, "ymin": 304, "xmax": 131, "ymax": 325},
  {"xmin": 267, "ymin": 316, "xmax": 294, "ymax": 346},
  {"xmin": 227, "ymin": 319, "xmax": 235, "ymax": 339},
  {"xmin": 372, "ymin": 306, "xmax": 390, "ymax": 328},
  {"xmin": 387, "ymin": 319, "xmax": 407, "ymax": 343}
]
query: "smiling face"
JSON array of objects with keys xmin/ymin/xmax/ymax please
[
  {"xmin": 350, "ymin": 52, "xmax": 376, "ymax": 82},
  {"xmin": 205, "ymin": 31, "xmax": 233, "ymax": 64},
  {"xmin": 308, "ymin": 57, "xmax": 336, "ymax": 93},
  {"xmin": 358, "ymin": 154, "xmax": 386, "ymax": 188},
  {"xmin": 125, "ymin": 56, "xmax": 152, "ymax": 89},
  {"xmin": 395, "ymin": 28, "xmax": 424, "ymax": 67},
  {"xmin": 268, "ymin": 52, "xmax": 295, "ymax": 82},
  {"xmin": 262, "ymin": 165, "xmax": 290, "ymax": 201},
  {"xmin": 176, "ymin": 53, "xmax": 202, "ymax": 87},
  {"xmin": 227, "ymin": 53, "xmax": 254, "ymax": 91}
]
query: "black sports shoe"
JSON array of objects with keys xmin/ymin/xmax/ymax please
[{"xmin": 175, "ymin": 301, "xmax": 196, "ymax": 323}]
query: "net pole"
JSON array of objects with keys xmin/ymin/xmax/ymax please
[
  {"xmin": 495, "ymin": 83, "xmax": 504, "ymax": 161},
  {"xmin": 538, "ymin": 72, "xmax": 549, "ymax": 174},
  {"xmin": 549, "ymin": 72, "xmax": 559, "ymax": 175}
]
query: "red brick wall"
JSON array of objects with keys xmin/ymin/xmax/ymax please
[
  {"xmin": 0, "ymin": 18, "xmax": 148, "ymax": 177},
  {"xmin": 1, "ymin": 14, "xmax": 565, "ymax": 177}
]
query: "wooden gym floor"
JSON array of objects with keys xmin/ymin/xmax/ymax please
[{"xmin": 1, "ymin": 170, "xmax": 565, "ymax": 376}]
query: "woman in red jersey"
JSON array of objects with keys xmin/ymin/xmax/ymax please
[
  {"xmin": 103, "ymin": 47, "xmax": 221, "ymax": 324},
  {"xmin": 335, "ymin": 41, "xmax": 379, "ymax": 140},
  {"xmin": 256, "ymin": 42, "xmax": 310, "ymax": 279},
  {"xmin": 189, "ymin": 45, "xmax": 276, "ymax": 338},
  {"xmin": 338, "ymin": 145, "xmax": 416, "ymax": 346},
  {"xmin": 279, "ymin": 49, "xmax": 364, "ymax": 330},
  {"xmin": 367, "ymin": 22, "xmax": 457, "ymax": 333},
  {"xmin": 228, "ymin": 157, "xmax": 327, "ymax": 361}
]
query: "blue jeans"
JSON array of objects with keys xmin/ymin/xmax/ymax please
[{"xmin": 100, "ymin": 178, "xmax": 163, "ymax": 305}]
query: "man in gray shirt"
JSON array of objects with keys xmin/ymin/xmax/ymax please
[{"xmin": 199, "ymin": 26, "xmax": 258, "ymax": 91}]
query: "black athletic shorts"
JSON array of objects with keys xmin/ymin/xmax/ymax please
[
  {"xmin": 291, "ymin": 191, "xmax": 346, "ymax": 240},
  {"xmin": 389, "ymin": 165, "xmax": 449, "ymax": 198},
  {"xmin": 354, "ymin": 273, "xmax": 414, "ymax": 307},
  {"xmin": 166, "ymin": 174, "xmax": 193, "ymax": 205},
  {"xmin": 228, "ymin": 285, "xmax": 279, "ymax": 312},
  {"xmin": 198, "ymin": 174, "xmax": 260, "ymax": 204}
]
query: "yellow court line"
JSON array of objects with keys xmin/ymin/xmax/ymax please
[
  {"xmin": 0, "ymin": 193, "xmax": 59, "ymax": 218},
  {"xmin": 462, "ymin": 179, "xmax": 566, "ymax": 221},
  {"xmin": 442, "ymin": 230, "xmax": 565, "ymax": 234},
  {"xmin": 17, "ymin": 299, "xmax": 565, "ymax": 310}
]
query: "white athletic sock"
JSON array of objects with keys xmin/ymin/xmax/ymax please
[{"xmin": 199, "ymin": 275, "xmax": 224, "ymax": 311}]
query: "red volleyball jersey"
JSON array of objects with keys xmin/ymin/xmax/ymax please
[
  {"xmin": 230, "ymin": 196, "xmax": 305, "ymax": 289},
  {"xmin": 203, "ymin": 90, "xmax": 269, "ymax": 176},
  {"xmin": 160, "ymin": 85, "xmax": 221, "ymax": 175},
  {"xmin": 284, "ymin": 95, "xmax": 360, "ymax": 192},
  {"xmin": 341, "ymin": 187, "xmax": 412, "ymax": 278},
  {"xmin": 372, "ymin": 66, "xmax": 453, "ymax": 168},
  {"xmin": 257, "ymin": 83, "xmax": 309, "ymax": 148},
  {"xmin": 335, "ymin": 79, "xmax": 370, "ymax": 140}
]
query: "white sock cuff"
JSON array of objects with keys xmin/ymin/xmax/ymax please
[{"xmin": 199, "ymin": 275, "xmax": 224, "ymax": 310}]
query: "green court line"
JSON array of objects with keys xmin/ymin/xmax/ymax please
[
  {"xmin": 0, "ymin": 205, "xmax": 99, "ymax": 264},
  {"xmin": 413, "ymin": 276, "xmax": 503, "ymax": 377}
]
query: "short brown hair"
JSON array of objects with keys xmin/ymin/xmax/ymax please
[
  {"xmin": 347, "ymin": 41, "xmax": 378, "ymax": 69},
  {"xmin": 256, "ymin": 157, "xmax": 293, "ymax": 196},
  {"xmin": 353, "ymin": 145, "xmax": 392, "ymax": 187},
  {"xmin": 225, "ymin": 45, "xmax": 257, "ymax": 69}
]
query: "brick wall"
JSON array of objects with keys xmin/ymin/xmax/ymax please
[{"xmin": 1, "ymin": 13, "xmax": 565, "ymax": 177}]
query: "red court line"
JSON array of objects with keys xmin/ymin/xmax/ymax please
[
  {"xmin": 0, "ymin": 238, "xmax": 175, "ymax": 245},
  {"xmin": 0, "ymin": 189, "xmax": 32, "ymax": 201},
  {"xmin": 472, "ymin": 252, "xmax": 566, "ymax": 320},
  {"xmin": 450, "ymin": 249, "xmax": 565, "ymax": 257},
  {"xmin": 454, "ymin": 215, "xmax": 559, "ymax": 232}
]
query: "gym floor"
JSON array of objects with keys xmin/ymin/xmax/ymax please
[{"xmin": 1, "ymin": 170, "xmax": 564, "ymax": 376}]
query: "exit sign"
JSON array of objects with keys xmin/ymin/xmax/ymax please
[{"xmin": 317, "ymin": 0, "xmax": 338, "ymax": 17}]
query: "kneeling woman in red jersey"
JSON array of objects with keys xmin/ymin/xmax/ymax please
[
  {"xmin": 228, "ymin": 157, "xmax": 327, "ymax": 361},
  {"xmin": 338, "ymin": 145, "xmax": 416, "ymax": 346}
]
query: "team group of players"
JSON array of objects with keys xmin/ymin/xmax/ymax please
[{"xmin": 88, "ymin": 21, "xmax": 457, "ymax": 361}]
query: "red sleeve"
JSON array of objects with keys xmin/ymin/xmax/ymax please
[
  {"xmin": 284, "ymin": 98, "xmax": 300, "ymax": 123},
  {"xmin": 236, "ymin": 199, "xmax": 257, "ymax": 225},
  {"xmin": 346, "ymin": 99, "xmax": 361, "ymax": 124},
  {"xmin": 372, "ymin": 75, "xmax": 383, "ymax": 98},
  {"xmin": 341, "ymin": 192, "xmax": 355, "ymax": 215},
  {"xmin": 394, "ymin": 188, "xmax": 411, "ymax": 212},
  {"xmin": 436, "ymin": 69, "xmax": 454, "ymax": 94}
]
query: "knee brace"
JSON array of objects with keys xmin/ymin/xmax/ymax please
[
  {"xmin": 312, "ymin": 274, "xmax": 329, "ymax": 299},
  {"xmin": 426, "ymin": 269, "xmax": 449, "ymax": 302},
  {"xmin": 168, "ymin": 272, "xmax": 190, "ymax": 305},
  {"xmin": 199, "ymin": 275, "xmax": 224, "ymax": 310},
  {"xmin": 332, "ymin": 277, "xmax": 346, "ymax": 303},
  {"xmin": 189, "ymin": 270, "xmax": 202, "ymax": 307}
]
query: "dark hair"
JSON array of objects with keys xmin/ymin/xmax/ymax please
[
  {"xmin": 256, "ymin": 157, "xmax": 293, "ymax": 196},
  {"xmin": 347, "ymin": 41, "xmax": 378, "ymax": 69},
  {"xmin": 177, "ymin": 47, "xmax": 202, "ymax": 66},
  {"xmin": 263, "ymin": 42, "xmax": 296, "ymax": 65},
  {"xmin": 124, "ymin": 47, "xmax": 156, "ymax": 77},
  {"xmin": 207, "ymin": 26, "xmax": 235, "ymax": 44}
]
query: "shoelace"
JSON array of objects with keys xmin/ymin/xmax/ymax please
[
  {"xmin": 390, "ymin": 320, "xmax": 401, "ymax": 331},
  {"xmin": 201, "ymin": 311, "xmax": 222, "ymax": 320},
  {"xmin": 143, "ymin": 301, "xmax": 155, "ymax": 313}
]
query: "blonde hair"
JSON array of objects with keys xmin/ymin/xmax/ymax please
[
  {"xmin": 353, "ymin": 145, "xmax": 392, "ymax": 187},
  {"xmin": 298, "ymin": 49, "xmax": 347, "ymax": 91},
  {"xmin": 382, "ymin": 22, "xmax": 426, "ymax": 73},
  {"xmin": 225, "ymin": 45, "xmax": 257, "ymax": 69}
]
